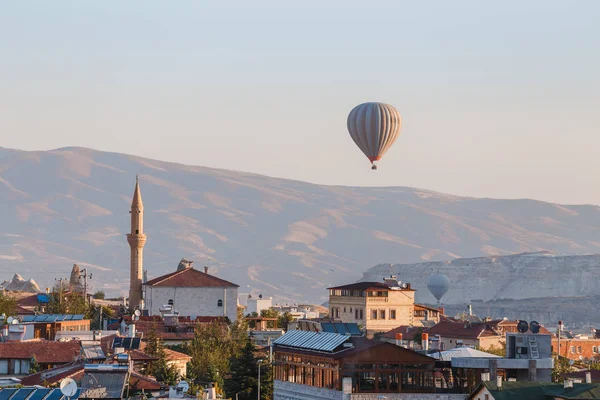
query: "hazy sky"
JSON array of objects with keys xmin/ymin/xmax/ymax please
[{"xmin": 2, "ymin": 1, "xmax": 599, "ymax": 204}]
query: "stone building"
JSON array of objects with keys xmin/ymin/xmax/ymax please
[
  {"xmin": 143, "ymin": 265, "xmax": 239, "ymax": 322},
  {"xmin": 328, "ymin": 277, "xmax": 415, "ymax": 335}
]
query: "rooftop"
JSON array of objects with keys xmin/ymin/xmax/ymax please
[
  {"xmin": 328, "ymin": 281, "xmax": 414, "ymax": 292},
  {"xmin": 425, "ymin": 320, "xmax": 502, "ymax": 339},
  {"xmin": 469, "ymin": 381, "xmax": 600, "ymax": 400},
  {"xmin": 144, "ymin": 267, "xmax": 238, "ymax": 288},
  {"xmin": 0, "ymin": 340, "xmax": 80, "ymax": 364}
]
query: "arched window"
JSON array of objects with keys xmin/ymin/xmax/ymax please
[
  {"xmin": 217, "ymin": 299, "xmax": 223, "ymax": 307},
  {"xmin": 168, "ymin": 299, "xmax": 174, "ymax": 306}
]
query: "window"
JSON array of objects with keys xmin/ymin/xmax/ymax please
[
  {"xmin": 390, "ymin": 309, "xmax": 396, "ymax": 319},
  {"xmin": 350, "ymin": 307, "xmax": 353, "ymax": 312},
  {"xmin": 578, "ymin": 346, "xmax": 582, "ymax": 354},
  {"xmin": 372, "ymin": 310, "xmax": 378, "ymax": 320},
  {"xmin": 380, "ymin": 310, "xmax": 386, "ymax": 319},
  {"xmin": 136, "ymin": 229, "xmax": 139, "ymax": 234},
  {"xmin": 485, "ymin": 395, "xmax": 490, "ymax": 400},
  {"xmin": 359, "ymin": 309, "xmax": 364, "ymax": 319},
  {"xmin": 355, "ymin": 309, "xmax": 359, "ymax": 319},
  {"xmin": 594, "ymin": 346, "xmax": 598, "ymax": 353},
  {"xmin": 168, "ymin": 299, "xmax": 174, "ymax": 306},
  {"xmin": 217, "ymin": 299, "xmax": 223, "ymax": 307},
  {"xmin": 571, "ymin": 346, "xmax": 576, "ymax": 354},
  {"xmin": 343, "ymin": 307, "xmax": 346, "ymax": 313}
]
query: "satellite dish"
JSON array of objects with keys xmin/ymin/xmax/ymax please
[
  {"xmin": 60, "ymin": 377, "xmax": 78, "ymax": 398},
  {"xmin": 530, "ymin": 321, "xmax": 541, "ymax": 334},
  {"xmin": 517, "ymin": 320, "xmax": 529, "ymax": 334},
  {"xmin": 259, "ymin": 294, "xmax": 263, "ymax": 299},
  {"xmin": 6, "ymin": 317, "xmax": 13, "ymax": 324},
  {"xmin": 11, "ymin": 319, "xmax": 18, "ymax": 325},
  {"xmin": 569, "ymin": 359, "xmax": 575, "ymax": 366},
  {"xmin": 427, "ymin": 274, "xmax": 450, "ymax": 303},
  {"xmin": 176, "ymin": 380, "xmax": 189, "ymax": 394},
  {"xmin": 190, "ymin": 315, "xmax": 197, "ymax": 321}
]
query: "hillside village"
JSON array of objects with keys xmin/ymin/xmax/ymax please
[{"xmin": 1, "ymin": 180, "xmax": 600, "ymax": 400}]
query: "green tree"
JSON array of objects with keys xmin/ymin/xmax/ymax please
[
  {"xmin": 552, "ymin": 356, "xmax": 573, "ymax": 382},
  {"xmin": 29, "ymin": 355, "xmax": 40, "ymax": 374},
  {"xmin": 145, "ymin": 326, "xmax": 179, "ymax": 385},
  {"xmin": 225, "ymin": 339, "xmax": 272, "ymax": 400},
  {"xmin": 46, "ymin": 284, "xmax": 94, "ymax": 319},
  {"xmin": 0, "ymin": 292, "xmax": 16, "ymax": 317},
  {"xmin": 277, "ymin": 312, "xmax": 295, "ymax": 330},
  {"xmin": 480, "ymin": 343, "xmax": 506, "ymax": 357},
  {"xmin": 92, "ymin": 291, "xmax": 105, "ymax": 300}
]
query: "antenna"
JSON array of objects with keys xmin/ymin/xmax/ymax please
[{"xmin": 60, "ymin": 377, "xmax": 78, "ymax": 398}]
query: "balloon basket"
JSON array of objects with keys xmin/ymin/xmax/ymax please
[{"xmin": 371, "ymin": 165, "xmax": 377, "ymax": 170}]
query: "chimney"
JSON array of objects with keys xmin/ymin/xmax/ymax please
[
  {"xmin": 395, "ymin": 333, "xmax": 403, "ymax": 347},
  {"xmin": 129, "ymin": 323, "xmax": 136, "ymax": 338},
  {"xmin": 406, "ymin": 283, "xmax": 411, "ymax": 290},
  {"xmin": 586, "ymin": 371, "xmax": 592, "ymax": 383},
  {"xmin": 422, "ymin": 333, "xmax": 429, "ymax": 351},
  {"xmin": 496, "ymin": 376, "xmax": 502, "ymax": 390},
  {"xmin": 208, "ymin": 383, "xmax": 216, "ymax": 399},
  {"xmin": 204, "ymin": 266, "xmax": 209, "ymax": 274},
  {"xmin": 564, "ymin": 379, "xmax": 573, "ymax": 388},
  {"xmin": 468, "ymin": 304, "xmax": 473, "ymax": 316}
]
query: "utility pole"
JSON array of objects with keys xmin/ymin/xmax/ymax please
[
  {"xmin": 54, "ymin": 278, "xmax": 67, "ymax": 312},
  {"xmin": 79, "ymin": 269, "xmax": 92, "ymax": 303},
  {"xmin": 257, "ymin": 359, "xmax": 263, "ymax": 400}
]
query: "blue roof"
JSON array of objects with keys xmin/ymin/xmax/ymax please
[
  {"xmin": 273, "ymin": 330, "xmax": 349, "ymax": 352},
  {"xmin": 0, "ymin": 388, "xmax": 77, "ymax": 400},
  {"xmin": 21, "ymin": 314, "xmax": 85, "ymax": 323},
  {"xmin": 36, "ymin": 294, "xmax": 50, "ymax": 304}
]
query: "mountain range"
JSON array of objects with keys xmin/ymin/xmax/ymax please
[{"xmin": 1, "ymin": 146, "xmax": 600, "ymax": 304}]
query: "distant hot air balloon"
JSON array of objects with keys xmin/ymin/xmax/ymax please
[
  {"xmin": 427, "ymin": 274, "xmax": 450, "ymax": 304},
  {"xmin": 347, "ymin": 102, "xmax": 402, "ymax": 170}
]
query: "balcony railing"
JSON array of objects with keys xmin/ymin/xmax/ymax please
[{"xmin": 366, "ymin": 297, "xmax": 388, "ymax": 303}]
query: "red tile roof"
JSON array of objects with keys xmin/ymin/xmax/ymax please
[
  {"xmin": 21, "ymin": 361, "xmax": 84, "ymax": 386},
  {"xmin": 108, "ymin": 316, "xmax": 227, "ymax": 341},
  {"xmin": 0, "ymin": 340, "xmax": 81, "ymax": 364},
  {"xmin": 127, "ymin": 350, "xmax": 158, "ymax": 362},
  {"xmin": 144, "ymin": 268, "xmax": 238, "ymax": 288},
  {"xmin": 424, "ymin": 320, "xmax": 502, "ymax": 339},
  {"xmin": 130, "ymin": 372, "xmax": 162, "ymax": 391},
  {"xmin": 163, "ymin": 348, "xmax": 192, "ymax": 362},
  {"xmin": 381, "ymin": 325, "xmax": 419, "ymax": 339}
]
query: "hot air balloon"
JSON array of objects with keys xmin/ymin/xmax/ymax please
[
  {"xmin": 347, "ymin": 102, "xmax": 402, "ymax": 170},
  {"xmin": 427, "ymin": 274, "xmax": 450, "ymax": 304}
]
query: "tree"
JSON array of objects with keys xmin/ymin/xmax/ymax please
[
  {"xmin": 145, "ymin": 325, "xmax": 179, "ymax": 386},
  {"xmin": 225, "ymin": 339, "xmax": 272, "ymax": 400},
  {"xmin": 46, "ymin": 285, "xmax": 93, "ymax": 318},
  {"xmin": 552, "ymin": 356, "xmax": 573, "ymax": 382},
  {"xmin": 92, "ymin": 291, "xmax": 105, "ymax": 300},
  {"xmin": 0, "ymin": 292, "xmax": 16, "ymax": 317},
  {"xmin": 277, "ymin": 312, "xmax": 295, "ymax": 330},
  {"xmin": 29, "ymin": 355, "xmax": 40, "ymax": 374},
  {"xmin": 481, "ymin": 343, "xmax": 506, "ymax": 357}
]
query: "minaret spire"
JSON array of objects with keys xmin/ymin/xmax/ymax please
[{"xmin": 127, "ymin": 175, "xmax": 147, "ymax": 311}]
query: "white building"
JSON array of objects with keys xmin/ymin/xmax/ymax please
[
  {"xmin": 246, "ymin": 296, "xmax": 272, "ymax": 315},
  {"xmin": 143, "ymin": 265, "xmax": 239, "ymax": 322}
]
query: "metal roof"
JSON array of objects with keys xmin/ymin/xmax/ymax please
[{"xmin": 273, "ymin": 330, "xmax": 349, "ymax": 352}]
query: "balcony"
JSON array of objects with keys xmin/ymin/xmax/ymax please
[{"xmin": 366, "ymin": 297, "xmax": 388, "ymax": 303}]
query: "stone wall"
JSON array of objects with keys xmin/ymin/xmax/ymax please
[
  {"xmin": 145, "ymin": 286, "xmax": 238, "ymax": 321},
  {"xmin": 274, "ymin": 380, "xmax": 343, "ymax": 400}
]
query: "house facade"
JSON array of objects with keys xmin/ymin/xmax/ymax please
[
  {"xmin": 143, "ymin": 266, "xmax": 239, "ymax": 322},
  {"xmin": 328, "ymin": 277, "xmax": 415, "ymax": 335}
]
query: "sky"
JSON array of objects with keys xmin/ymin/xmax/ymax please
[{"xmin": 1, "ymin": 1, "xmax": 599, "ymax": 205}]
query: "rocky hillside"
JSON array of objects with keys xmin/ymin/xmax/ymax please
[
  {"xmin": 1, "ymin": 274, "xmax": 40, "ymax": 293},
  {"xmin": 2, "ymin": 147, "xmax": 600, "ymax": 302}
]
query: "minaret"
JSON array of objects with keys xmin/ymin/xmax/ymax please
[{"xmin": 127, "ymin": 176, "xmax": 147, "ymax": 311}]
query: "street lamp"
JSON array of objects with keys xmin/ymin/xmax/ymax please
[{"xmin": 257, "ymin": 359, "xmax": 263, "ymax": 400}]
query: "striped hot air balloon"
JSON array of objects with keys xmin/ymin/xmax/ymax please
[{"xmin": 347, "ymin": 102, "xmax": 402, "ymax": 170}]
